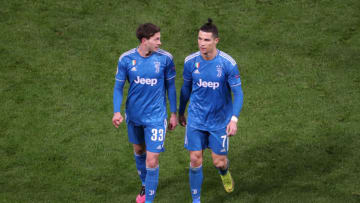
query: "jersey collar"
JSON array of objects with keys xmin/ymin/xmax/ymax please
[{"xmin": 200, "ymin": 49, "xmax": 219, "ymax": 62}]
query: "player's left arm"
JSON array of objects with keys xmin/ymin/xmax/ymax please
[
  {"xmin": 165, "ymin": 57, "xmax": 177, "ymax": 130},
  {"xmin": 226, "ymin": 64, "xmax": 244, "ymax": 136},
  {"xmin": 165, "ymin": 77, "xmax": 177, "ymax": 130},
  {"xmin": 178, "ymin": 60, "xmax": 193, "ymax": 127}
]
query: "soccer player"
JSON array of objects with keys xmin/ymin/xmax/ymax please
[
  {"xmin": 178, "ymin": 19, "xmax": 244, "ymax": 203},
  {"xmin": 112, "ymin": 23, "xmax": 177, "ymax": 203}
]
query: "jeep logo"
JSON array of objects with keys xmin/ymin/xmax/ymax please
[
  {"xmin": 134, "ymin": 76, "xmax": 157, "ymax": 86},
  {"xmin": 196, "ymin": 79, "xmax": 219, "ymax": 90}
]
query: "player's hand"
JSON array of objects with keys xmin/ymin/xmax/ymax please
[
  {"xmin": 178, "ymin": 114, "xmax": 187, "ymax": 127},
  {"xmin": 112, "ymin": 112, "xmax": 123, "ymax": 128},
  {"xmin": 226, "ymin": 120, "xmax": 237, "ymax": 136},
  {"xmin": 168, "ymin": 113, "xmax": 178, "ymax": 130}
]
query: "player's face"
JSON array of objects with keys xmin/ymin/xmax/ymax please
[
  {"xmin": 198, "ymin": 31, "xmax": 219, "ymax": 56},
  {"xmin": 145, "ymin": 32, "xmax": 161, "ymax": 52}
]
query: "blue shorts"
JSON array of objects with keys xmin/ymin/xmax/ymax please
[
  {"xmin": 184, "ymin": 125, "xmax": 229, "ymax": 155},
  {"xmin": 127, "ymin": 119, "xmax": 167, "ymax": 153}
]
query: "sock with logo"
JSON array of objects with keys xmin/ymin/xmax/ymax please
[
  {"xmin": 189, "ymin": 164, "xmax": 203, "ymax": 201},
  {"xmin": 145, "ymin": 166, "xmax": 159, "ymax": 202},
  {"xmin": 134, "ymin": 152, "xmax": 147, "ymax": 186}
]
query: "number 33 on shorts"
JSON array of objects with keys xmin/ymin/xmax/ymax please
[
  {"xmin": 151, "ymin": 128, "xmax": 164, "ymax": 141},
  {"xmin": 145, "ymin": 123, "xmax": 166, "ymax": 153}
]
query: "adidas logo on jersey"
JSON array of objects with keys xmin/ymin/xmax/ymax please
[
  {"xmin": 131, "ymin": 67, "xmax": 137, "ymax": 71},
  {"xmin": 156, "ymin": 145, "xmax": 162, "ymax": 150},
  {"xmin": 196, "ymin": 79, "xmax": 219, "ymax": 90},
  {"xmin": 134, "ymin": 76, "xmax": 158, "ymax": 86},
  {"xmin": 194, "ymin": 69, "xmax": 200, "ymax": 74}
]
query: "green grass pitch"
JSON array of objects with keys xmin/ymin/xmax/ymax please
[{"xmin": 1, "ymin": 0, "xmax": 360, "ymax": 202}]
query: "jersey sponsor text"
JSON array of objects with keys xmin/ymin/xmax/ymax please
[
  {"xmin": 196, "ymin": 79, "xmax": 219, "ymax": 90},
  {"xmin": 134, "ymin": 76, "xmax": 158, "ymax": 86}
]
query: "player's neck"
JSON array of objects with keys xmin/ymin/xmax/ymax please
[
  {"xmin": 201, "ymin": 49, "xmax": 217, "ymax": 61},
  {"xmin": 138, "ymin": 45, "xmax": 152, "ymax": 57}
]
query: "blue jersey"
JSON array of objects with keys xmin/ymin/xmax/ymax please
[
  {"xmin": 183, "ymin": 50, "xmax": 241, "ymax": 131},
  {"xmin": 116, "ymin": 48, "xmax": 176, "ymax": 125}
]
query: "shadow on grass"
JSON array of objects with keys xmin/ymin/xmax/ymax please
[{"xmin": 205, "ymin": 127, "xmax": 356, "ymax": 202}]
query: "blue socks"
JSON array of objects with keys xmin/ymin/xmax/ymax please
[
  {"xmin": 145, "ymin": 166, "xmax": 159, "ymax": 202},
  {"xmin": 192, "ymin": 198, "xmax": 201, "ymax": 203},
  {"xmin": 134, "ymin": 153, "xmax": 147, "ymax": 186},
  {"xmin": 189, "ymin": 165, "xmax": 203, "ymax": 202}
]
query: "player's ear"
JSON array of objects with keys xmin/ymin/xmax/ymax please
[
  {"xmin": 215, "ymin": 37, "xmax": 219, "ymax": 44},
  {"xmin": 141, "ymin": 37, "xmax": 147, "ymax": 44}
]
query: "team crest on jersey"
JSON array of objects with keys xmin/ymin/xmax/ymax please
[
  {"xmin": 194, "ymin": 62, "xmax": 200, "ymax": 74},
  {"xmin": 154, "ymin": 62, "xmax": 160, "ymax": 73},
  {"xmin": 216, "ymin": 65, "xmax": 222, "ymax": 77},
  {"xmin": 195, "ymin": 62, "xmax": 200, "ymax": 68},
  {"xmin": 132, "ymin": 60, "xmax": 136, "ymax": 66}
]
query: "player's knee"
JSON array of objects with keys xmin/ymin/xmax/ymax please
[
  {"xmin": 190, "ymin": 154, "xmax": 202, "ymax": 167},
  {"xmin": 146, "ymin": 157, "xmax": 159, "ymax": 168},
  {"xmin": 133, "ymin": 144, "xmax": 146, "ymax": 155},
  {"xmin": 134, "ymin": 148, "xmax": 146, "ymax": 155},
  {"xmin": 146, "ymin": 160, "xmax": 158, "ymax": 168},
  {"xmin": 190, "ymin": 160, "xmax": 202, "ymax": 168},
  {"xmin": 213, "ymin": 158, "xmax": 226, "ymax": 168}
]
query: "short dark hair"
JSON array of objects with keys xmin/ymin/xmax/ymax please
[
  {"xmin": 136, "ymin": 23, "xmax": 161, "ymax": 42},
  {"xmin": 199, "ymin": 18, "xmax": 218, "ymax": 38}
]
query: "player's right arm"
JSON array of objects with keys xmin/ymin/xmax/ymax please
[
  {"xmin": 112, "ymin": 57, "xmax": 127, "ymax": 128},
  {"xmin": 178, "ymin": 61, "xmax": 193, "ymax": 127},
  {"xmin": 112, "ymin": 80, "xmax": 125, "ymax": 128}
]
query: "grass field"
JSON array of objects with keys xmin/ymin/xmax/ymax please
[{"xmin": 1, "ymin": 0, "xmax": 360, "ymax": 202}]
